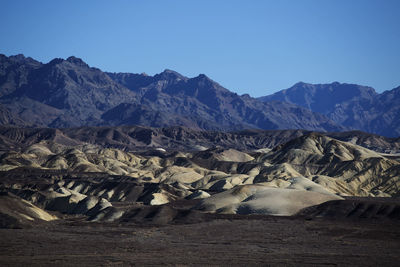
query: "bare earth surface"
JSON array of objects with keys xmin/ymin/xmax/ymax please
[
  {"xmin": 1, "ymin": 128, "xmax": 399, "ymax": 266},
  {"xmin": 0, "ymin": 215, "xmax": 399, "ymax": 266}
]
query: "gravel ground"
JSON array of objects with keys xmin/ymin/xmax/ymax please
[{"xmin": 0, "ymin": 215, "xmax": 399, "ymax": 266}]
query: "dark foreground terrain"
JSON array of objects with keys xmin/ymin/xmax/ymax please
[{"xmin": 0, "ymin": 212, "xmax": 399, "ymax": 266}]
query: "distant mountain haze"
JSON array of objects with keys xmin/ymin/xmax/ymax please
[{"xmin": 0, "ymin": 54, "xmax": 398, "ymax": 136}]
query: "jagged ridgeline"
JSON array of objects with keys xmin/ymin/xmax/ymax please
[
  {"xmin": 0, "ymin": 53, "xmax": 353, "ymax": 132},
  {"xmin": 1, "ymin": 54, "xmax": 400, "ymax": 136},
  {"xmin": 258, "ymin": 82, "xmax": 400, "ymax": 137}
]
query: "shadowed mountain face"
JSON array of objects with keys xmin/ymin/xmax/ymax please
[
  {"xmin": 107, "ymin": 70, "xmax": 345, "ymax": 131},
  {"xmin": 0, "ymin": 54, "xmax": 344, "ymax": 132},
  {"xmin": 258, "ymin": 82, "xmax": 400, "ymax": 137},
  {"xmin": 2, "ymin": 54, "xmax": 399, "ymax": 136},
  {"xmin": 258, "ymin": 82, "xmax": 378, "ymax": 116},
  {"xmin": 0, "ymin": 54, "xmax": 42, "ymax": 98},
  {"xmin": 0, "ymin": 55, "xmax": 137, "ymax": 127}
]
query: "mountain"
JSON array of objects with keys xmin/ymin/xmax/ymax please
[
  {"xmin": 258, "ymin": 82, "xmax": 377, "ymax": 116},
  {"xmin": 0, "ymin": 54, "xmax": 42, "ymax": 98},
  {"xmin": 107, "ymin": 70, "xmax": 345, "ymax": 131},
  {"xmin": 0, "ymin": 54, "xmax": 344, "ymax": 132},
  {"xmin": 258, "ymin": 82, "xmax": 400, "ymax": 137},
  {"xmin": 370, "ymin": 86, "xmax": 400, "ymax": 137},
  {"xmin": 0, "ymin": 55, "xmax": 137, "ymax": 127}
]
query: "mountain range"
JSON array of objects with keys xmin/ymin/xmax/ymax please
[
  {"xmin": 258, "ymin": 82, "xmax": 400, "ymax": 137},
  {"xmin": 0, "ymin": 54, "xmax": 399, "ymax": 136}
]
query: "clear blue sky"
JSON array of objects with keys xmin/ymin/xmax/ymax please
[{"xmin": 1, "ymin": 0, "xmax": 399, "ymax": 96}]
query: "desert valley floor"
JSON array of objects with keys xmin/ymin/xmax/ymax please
[
  {"xmin": 1, "ymin": 209, "xmax": 399, "ymax": 266},
  {"xmin": 0, "ymin": 126, "xmax": 399, "ymax": 266}
]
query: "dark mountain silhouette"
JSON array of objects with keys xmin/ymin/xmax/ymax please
[
  {"xmin": 0, "ymin": 55, "xmax": 137, "ymax": 127},
  {"xmin": 259, "ymin": 82, "xmax": 400, "ymax": 137},
  {"xmin": 0, "ymin": 54, "xmax": 344, "ymax": 132},
  {"xmin": 369, "ymin": 86, "xmax": 400, "ymax": 137},
  {"xmin": 0, "ymin": 54, "xmax": 42, "ymax": 97},
  {"xmin": 107, "ymin": 70, "xmax": 345, "ymax": 131}
]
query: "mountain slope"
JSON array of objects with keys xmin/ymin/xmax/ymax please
[
  {"xmin": 258, "ymin": 82, "xmax": 400, "ymax": 137},
  {"xmin": 0, "ymin": 56, "xmax": 137, "ymax": 127},
  {"xmin": 108, "ymin": 70, "xmax": 344, "ymax": 131},
  {"xmin": 370, "ymin": 86, "xmax": 400, "ymax": 137},
  {"xmin": 258, "ymin": 82, "xmax": 377, "ymax": 116},
  {"xmin": 0, "ymin": 104, "xmax": 27, "ymax": 126},
  {"xmin": 0, "ymin": 54, "xmax": 344, "ymax": 132},
  {"xmin": 0, "ymin": 54, "xmax": 42, "ymax": 98}
]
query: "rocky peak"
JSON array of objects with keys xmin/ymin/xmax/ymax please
[
  {"xmin": 155, "ymin": 69, "xmax": 187, "ymax": 81},
  {"xmin": 0, "ymin": 54, "xmax": 41, "ymax": 67},
  {"xmin": 66, "ymin": 56, "xmax": 89, "ymax": 68},
  {"xmin": 9, "ymin": 54, "xmax": 26, "ymax": 62},
  {"xmin": 48, "ymin": 58, "xmax": 65, "ymax": 65}
]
